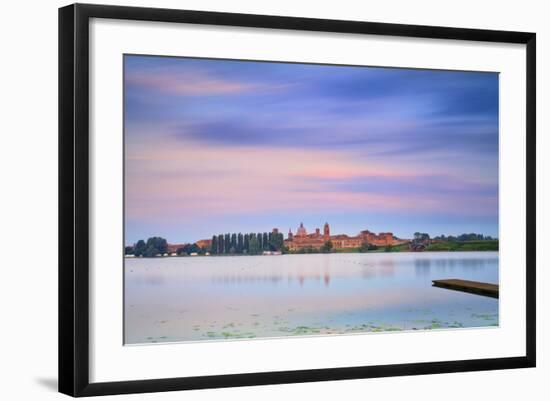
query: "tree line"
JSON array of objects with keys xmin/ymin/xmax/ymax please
[
  {"xmin": 125, "ymin": 236, "xmax": 168, "ymax": 257},
  {"xmin": 175, "ymin": 243, "xmax": 206, "ymax": 255},
  {"xmin": 432, "ymin": 233, "xmax": 496, "ymax": 241},
  {"xmin": 210, "ymin": 231, "xmax": 285, "ymax": 255},
  {"xmin": 124, "ymin": 230, "xmax": 286, "ymax": 258},
  {"xmin": 124, "ymin": 231, "xmax": 497, "ymax": 258}
]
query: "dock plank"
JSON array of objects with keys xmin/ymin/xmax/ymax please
[{"xmin": 432, "ymin": 279, "xmax": 498, "ymax": 298}]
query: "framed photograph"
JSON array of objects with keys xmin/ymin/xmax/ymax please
[{"xmin": 59, "ymin": 3, "xmax": 536, "ymax": 397}]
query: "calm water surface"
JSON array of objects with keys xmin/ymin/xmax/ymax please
[{"xmin": 124, "ymin": 252, "xmax": 498, "ymax": 344}]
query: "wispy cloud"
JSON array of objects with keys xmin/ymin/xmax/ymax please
[
  {"xmin": 124, "ymin": 56, "xmax": 499, "ymax": 243},
  {"xmin": 125, "ymin": 67, "xmax": 292, "ymax": 97},
  {"xmin": 125, "ymin": 135, "xmax": 497, "ymax": 226}
]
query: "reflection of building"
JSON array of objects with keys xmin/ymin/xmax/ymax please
[{"xmin": 284, "ymin": 222, "xmax": 395, "ymax": 251}]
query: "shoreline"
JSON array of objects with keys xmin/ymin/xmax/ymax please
[{"xmin": 124, "ymin": 248, "xmax": 499, "ymax": 258}]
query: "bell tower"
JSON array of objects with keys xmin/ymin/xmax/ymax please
[{"xmin": 323, "ymin": 222, "xmax": 330, "ymax": 240}]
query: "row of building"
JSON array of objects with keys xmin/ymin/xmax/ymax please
[
  {"xmin": 167, "ymin": 222, "xmax": 403, "ymax": 253},
  {"xmin": 284, "ymin": 222, "xmax": 396, "ymax": 251}
]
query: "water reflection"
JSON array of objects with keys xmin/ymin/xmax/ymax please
[
  {"xmin": 414, "ymin": 257, "xmax": 498, "ymax": 276},
  {"xmin": 209, "ymin": 267, "xmax": 397, "ymax": 287},
  {"xmin": 212, "ymin": 275, "xmax": 284, "ymax": 284},
  {"xmin": 208, "ymin": 255, "xmax": 397, "ymax": 287},
  {"xmin": 211, "ymin": 273, "xmax": 334, "ymax": 286},
  {"xmin": 124, "ymin": 252, "xmax": 499, "ymax": 344},
  {"xmin": 130, "ymin": 274, "xmax": 165, "ymax": 286}
]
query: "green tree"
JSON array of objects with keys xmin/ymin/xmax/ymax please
[
  {"xmin": 249, "ymin": 235, "xmax": 260, "ymax": 254},
  {"xmin": 262, "ymin": 232, "xmax": 269, "ymax": 250},
  {"xmin": 224, "ymin": 234, "xmax": 230, "ymax": 254},
  {"xmin": 177, "ymin": 243, "xmax": 200, "ymax": 255},
  {"xmin": 231, "ymin": 233, "xmax": 237, "ymax": 253},
  {"xmin": 211, "ymin": 235, "xmax": 218, "ymax": 254},
  {"xmin": 143, "ymin": 237, "xmax": 167, "ymax": 257},
  {"xmin": 125, "ymin": 245, "xmax": 134, "ymax": 255},
  {"xmin": 176, "ymin": 244, "xmax": 190, "ymax": 255},
  {"xmin": 271, "ymin": 232, "xmax": 284, "ymax": 251},
  {"xmin": 321, "ymin": 240, "xmax": 333, "ymax": 253},
  {"xmin": 237, "ymin": 233, "xmax": 244, "ymax": 253},
  {"xmin": 244, "ymin": 234, "xmax": 250, "ymax": 253},
  {"xmin": 218, "ymin": 234, "xmax": 224, "ymax": 254},
  {"xmin": 413, "ymin": 232, "xmax": 430, "ymax": 246},
  {"xmin": 145, "ymin": 244, "xmax": 156, "ymax": 257},
  {"xmin": 133, "ymin": 240, "xmax": 146, "ymax": 257},
  {"xmin": 257, "ymin": 233, "xmax": 263, "ymax": 250}
]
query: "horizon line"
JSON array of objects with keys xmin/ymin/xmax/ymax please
[{"xmin": 125, "ymin": 224, "xmax": 498, "ymax": 246}]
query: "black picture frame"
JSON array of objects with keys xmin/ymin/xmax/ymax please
[{"xmin": 59, "ymin": 3, "xmax": 536, "ymax": 397}]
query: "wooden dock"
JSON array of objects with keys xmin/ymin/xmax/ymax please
[{"xmin": 432, "ymin": 279, "xmax": 499, "ymax": 298}]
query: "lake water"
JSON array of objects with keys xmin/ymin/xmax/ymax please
[{"xmin": 124, "ymin": 252, "xmax": 498, "ymax": 344}]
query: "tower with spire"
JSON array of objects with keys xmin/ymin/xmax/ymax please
[
  {"xmin": 323, "ymin": 222, "xmax": 330, "ymax": 241},
  {"xmin": 296, "ymin": 222, "xmax": 307, "ymax": 237}
]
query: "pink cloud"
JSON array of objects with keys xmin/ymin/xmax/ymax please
[
  {"xmin": 124, "ymin": 131, "xmax": 495, "ymax": 225},
  {"xmin": 126, "ymin": 69, "xmax": 290, "ymax": 96}
]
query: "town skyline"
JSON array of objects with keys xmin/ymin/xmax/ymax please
[
  {"xmin": 125, "ymin": 220, "xmax": 498, "ymax": 247},
  {"xmin": 125, "ymin": 56, "xmax": 499, "ymax": 245}
]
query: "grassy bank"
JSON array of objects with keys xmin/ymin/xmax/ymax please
[
  {"xmin": 425, "ymin": 240, "xmax": 499, "ymax": 252},
  {"xmin": 127, "ymin": 240, "xmax": 498, "ymax": 258},
  {"xmin": 329, "ymin": 241, "xmax": 498, "ymax": 253}
]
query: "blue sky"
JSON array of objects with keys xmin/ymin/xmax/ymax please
[{"xmin": 124, "ymin": 55, "xmax": 499, "ymax": 244}]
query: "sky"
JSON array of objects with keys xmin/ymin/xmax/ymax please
[{"xmin": 124, "ymin": 55, "xmax": 499, "ymax": 244}]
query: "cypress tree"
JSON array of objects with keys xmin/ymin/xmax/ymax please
[
  {"xmin": 237, "ymin": 233, "xmax": 244, "ymax": 253},
  {"xmin": 230, "ymin": 233, "xmax": 237, "ymax": 253},
  {"xmin": 257, "ymin": 233, "xmax": 263, "ymax": 250},
  {"xmin": 225, "ymin": 233, "xmax": 231, "ymax": 253},
  {"xmin": 249, "ymin": 235, "xmax": 259, "ymax": 254},
  {"xmin": 218, "ymin": 234, "xmax": 224, "ymax": 254},
  {"xmin": 263, "ymin": 232, "xmax": 269, "ymax": 250},
  {"xmin": 244, "ymin": 234, "xmax": 250, "ymax": 253},
  {"xmin": 211, "ymin": 235, "xmax": 218, "ymax": 254}
]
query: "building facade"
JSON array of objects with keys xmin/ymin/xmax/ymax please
[
  {"xmin": 195, "ymin": 239, "xmax": 213, "ymax": 249},
  {"xmin": 284, "ymin": 222, "xmax": 330, "ymax": 251},
  {"xmin": 284, "ymin": 222, "xmax": 395, "ymax": 251}
]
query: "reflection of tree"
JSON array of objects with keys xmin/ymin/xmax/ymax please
[{"xmin": 414, "ymin": 257, "xmax": 495, "ymax": 277}]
